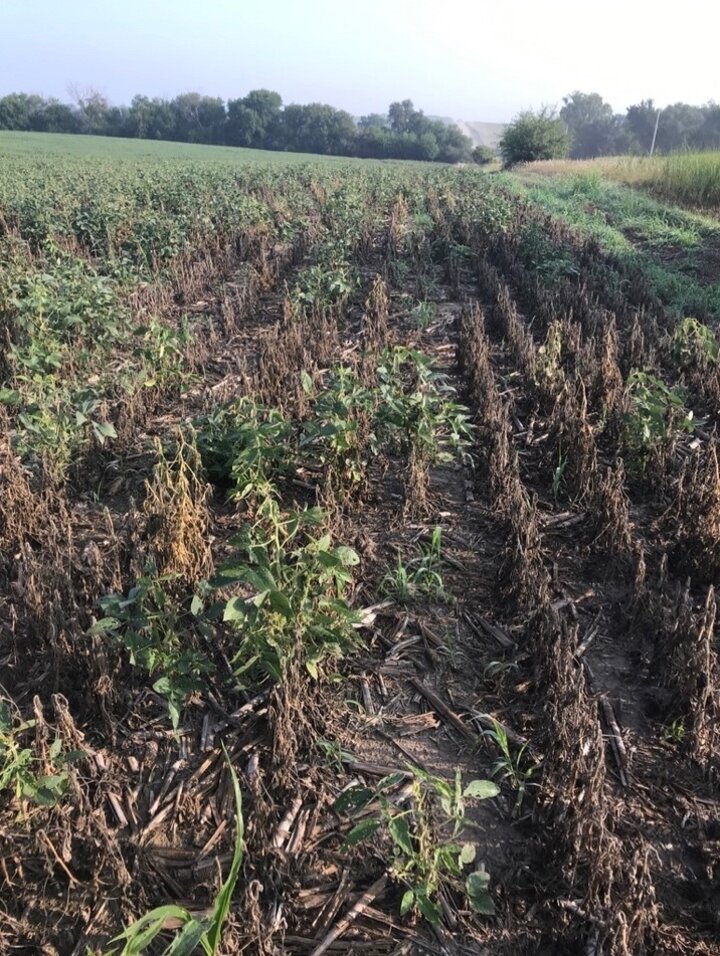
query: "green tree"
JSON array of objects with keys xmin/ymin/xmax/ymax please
[
  {"xmin": 561, "ymin": 91, "xmax": 612, "ymax": 130},
  {"xmin": 417, "ymin": 131, "xmax": 440, "ymax": 160},
  {"xmin": 625, "ymin": 100, "xmax": 658, "ymax": 153},
  {"xmin": 656, "ymin": 103, "xmax": 704, "ymax": 152},
  {"xmin": 281, "ymin": 103, "xmax": 356, "ymax": 155},
  {"xmin": 697, "ymin": 102, "xmax": 720, "ymax": 149},
  {"xmin": 561, "ymin": 91, "xmax": 624, "ymax": 158},
  {"xmin": 227, "ymin": 102, "xmax": 263, "ymax": 147},
  {"xmin": 356, "ymin": 124, "xmax": 391, "ymax": 158},
  {"xmin": 499, "ymin": 107, "xmax": 570, "ymax": 166},
  {"xmin": 358, "ymin": 113, "xmax": 388, "ymax": 129},
  {"xmin": 388, "ymin": 99, "xmax": 416, "ymax": 134},
  {"xmin": 626, "ymin": 99, "xmax": 705, "ymax": 153},
  {"xmin": 471, "ymin": 145, "xmax": 495, "ymax": 165},
  {"xmin": 104, "ymin": 105, "xmax": 130, "ymax": 137},
  {"xmin": 227, "ymin": 90, "xmax": 282, "ymax": 148},
  {"xmin": 127, "ymin": 95, "xmax": 176, "ymax": 140},
  {"xmin": 41, "ymin": 101, "xmax": 80, "ymax": 133},
  {"xmin": 70, "ymin": 88, "xmax": 113, "ymax": 135},
  {"xmin": 0, "ymin": 93, "xmax": 48, "ymax": 131},
  {"xmin": 436, "ymin": 123, "xmax": 472, "ymax": 163},
  {"xmin": 171, "ymin": 93, "xmax": 226, "ymax": 144}
]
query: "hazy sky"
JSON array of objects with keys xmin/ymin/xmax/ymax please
[{"xmin": 1, "ymin": 0, "xmax": 718, "ymax": 122}]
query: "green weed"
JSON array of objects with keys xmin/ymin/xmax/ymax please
[
  {"xmin": 671, "ymin": 317, "xmax": 719, "ymax": 367},
  {"xmin": 551, "ymin": 452, "xmax": 568, "ymax": 499},
  {"xmin": 660, "ymin": 717, "xmax": 686, "ymax": 746},
  {"xmin": 377, "ymin": 346, "xmax": 473, "ymax": 466},
  {"xmin": 91, "ymin": 571, "xmax": 215, "ymax": 730},
  {"xmin": 197, "ymin": 397, "xmax": 293, "ymax": 503},
  {"xmin": 484, "ymin": 720, "xmax": 536, "ymax": 814},
  {"xmin": 0, "ymin": 699, "xmax": 79, "ymax": 808},
  {"xmin": 411, "ymin": 301, "xmax": 438, "ymax": 329},
  {"xmin": 381, "ymin": 527, "xmax": 449, "ymax": 602},
  {"xmin": 622, "ymin": 370, "xmax": 694, "ymax": 465},
  {"xmin": 217, "ymin": 503, "xmax": 360, "ymax": 684},
  {"xmin": 339, "ymin": 766, "xmax": 498, "ymax": 923}
]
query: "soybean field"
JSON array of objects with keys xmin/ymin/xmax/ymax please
[{"xmin": 2, "ymin": 132, "xmax": 720, "ymax": 956}]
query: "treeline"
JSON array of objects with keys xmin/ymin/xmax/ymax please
[
  {"xmin": 0, "ymin": 90, "xmax": 473, "ymax": 162},
  {"xmin": 560, "ymin": 92, "xmax": 720, "ymax": 158}
]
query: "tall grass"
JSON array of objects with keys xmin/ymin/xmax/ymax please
[
  {"xmin": 618, "ymin": 153, "xmax": 720, "ymax": 210},
  {"xmin": 521, "ymin": 152, "xmax": 720, "ymax": 212}
]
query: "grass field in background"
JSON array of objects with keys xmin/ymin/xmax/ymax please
[
  {"xmin": 0, "ymin": 130, "xmax": 422, "ymax": 166},
  {"xmin": 504, "ymin": 167, "xmax": 720, "ymax": 318},
  {"xmin": 522, "ymin": 151, "xmax": 720, "ymax": 212}
]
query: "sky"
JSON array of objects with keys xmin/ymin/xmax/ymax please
[{"xmin": 1, "ymin": 0, "xmax": 718, "ymax": 122}]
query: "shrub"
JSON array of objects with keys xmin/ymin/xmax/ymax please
[
  {"xmin": 471, "ymin": 145, "xmax": 496, "ymax": 165},
  {"xmin": 622, "ymin": 370, "xmax": 694, "ymax": 468},
  {"xmin": 499, "ymin": 107, "xmax": 571, "ymax": 167}
]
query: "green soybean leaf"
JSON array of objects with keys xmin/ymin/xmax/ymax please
[
  {"xmin": 344, "ymin": 818, "xmax": 380, "ymax": 846},
  {"xmin": 463, "ymin": 779, "xmax": 500, "ymax": 800},
  {"xmin": 334, "ymin": 546, "xmax": 360, "ymax": 567},
  {"xmin": 400, "ymin": 889, "xmax": 415, "ymax": 916},
  {"xmin": 388, "ymin": 815, "xmax": 414, "ymax": 856},
  {"xmin": 466, "ymin": 870, "xmax": 495, "ymax": 915},
  {"xmin": 459, "ymin": 842, "xmax": 477, "ymax": 866},
  {"xmin": 223, "ymin": 597, "xmax": 249, "ymax": 622},
  {"xmin": 334, "ymin": 786, "xmax": 375, "ymax": 815},
  {"xmin": 415, "ymin": 890, "xmax": 441, "ymax": 924},
  {"xmin": 268, "ymin": 589, "xmax": 293, "ymax": 618}
]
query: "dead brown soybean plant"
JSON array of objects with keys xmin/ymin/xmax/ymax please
[
  {"xmin": 362, "ymin": 275, "xmax": 390, "ymax": 353},
  {"xmin": 536, "ymin": 620, "xmax": 628, "ymax": 946},
  {"xmin": 591, "ymin": 460, "xmax": 634, "ymax": 556},
  {"xmin": 498, "ymin": 494, "xmax": 551, "ymax": 611},
  {"xmin": 669, "ymin": 441, "xmax": 720, "ymax": 582},
  {"xmin": 654, "ymin": 584, "xmax": 720, "ymax": 773},
  {"xmin": 142, "ymin": 429, "xmax": 213, "ymax": 583},
  {"xmin": 457, "ymin": 303, "xmax": 499, "ymax": 420},
  {"xmin": 548, "ymin": 382, "xmax": 598, "ymax": 503}
]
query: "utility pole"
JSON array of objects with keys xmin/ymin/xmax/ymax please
[{"xmin": 650, "ymin": 107, "xmax": 662, "ymax": 156}]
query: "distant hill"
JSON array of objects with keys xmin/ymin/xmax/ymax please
[
  {"xmin": 352, "ymin": 114, "xmax": 507, "ymax": 153},
  {"xmin": 431, "ymin": 117, "xmax": 507, "ymax": 150},
  {"xmin": 456, "ymin": 121, "xmax": 507, "ymax": 149}
]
